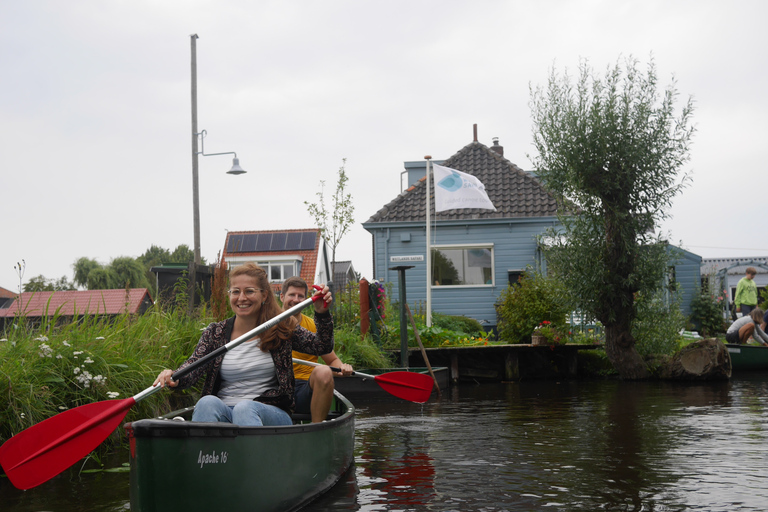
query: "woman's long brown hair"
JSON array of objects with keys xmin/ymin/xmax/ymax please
[{"xmin": 230, "ymin": 263, "xmax": 298, "ymax": 351}]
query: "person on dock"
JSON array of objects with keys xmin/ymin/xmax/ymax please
[
  {"xmin": 734, "ymin": 267, "xmax": 759, "ymax": 317},
  {"xmin": 725, "ymin": 308, "xmax": 768, "ymax": 346},
  {"xmin": 152, "ymin": 263, "xmax": 334, "ymax": 426},
  {"xmin": 282, "ymin": 276, "xmax": 353, "ymax": 423}
]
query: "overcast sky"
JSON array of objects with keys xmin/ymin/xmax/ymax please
[{"xmin": 1, "ymin": 0, "xmax": 766, "ymax": 292}]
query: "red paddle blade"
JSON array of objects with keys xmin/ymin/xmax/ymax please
[
  {"xmin": 0, "ymin": 397, "xmax": 135, "ymax": 490},
  {"xmin": 373, "ymin": 371, "xmax": 435, "ymax": 403}
]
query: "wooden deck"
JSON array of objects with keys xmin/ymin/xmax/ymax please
[{"xmin": 398, "ymin": 344, "xmax": 603, "ymax": 381}]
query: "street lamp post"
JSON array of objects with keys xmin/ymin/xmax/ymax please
[{"xmin": 190, "ymin": 34, "xmax": 245, "ymax": 265}]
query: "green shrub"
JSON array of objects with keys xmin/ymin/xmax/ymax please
[
  {"xmin": 495, "ymin": 271, "xmax": 571, "ymax": 343},
  {"xmin": 689, "ymin": 288, "xmax": 728, "ymax": 336},
  {"xmin": 632, "ymin": 287, "xmax": 686, "ymax": 358}
]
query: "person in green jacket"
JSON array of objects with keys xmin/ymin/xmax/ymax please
[{"xmin": 734, "ymin": 267, "xmax": 758, "ymax": 316}]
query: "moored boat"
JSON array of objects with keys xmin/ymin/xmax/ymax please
[
  {"xmin": 124, "ymin": 391, "xmax": 355, "ymax": 512},
  {"xmin": 333, "ymin": 366, "xmax": 449, "ymax": 399},
  {"xmin": 726, "ymin": 343, "xmax": 768, "ymax": 371}
]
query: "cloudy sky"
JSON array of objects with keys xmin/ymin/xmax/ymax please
[{"xmin": 1, "ymin": 0, "xmax": 766, "ymax": 292}]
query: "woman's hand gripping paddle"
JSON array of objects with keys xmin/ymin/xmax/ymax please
[
  {"xmin": 293, "ymin": 358, "xmax": 434, "ymax": 403},
  {"xmin": 0, "ymin": 290, "xmax": 326, "ymax": 490}
]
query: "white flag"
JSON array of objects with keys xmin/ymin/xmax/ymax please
[{"xmin": 433, "ymin": 164, "xmax": 496, "ymax": 213}]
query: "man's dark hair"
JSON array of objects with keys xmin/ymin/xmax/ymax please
[{"xmin": 281, "ymin": 276, "xmax": 308, "ymax": 296}]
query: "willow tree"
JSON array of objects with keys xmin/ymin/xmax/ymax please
[{"xmin": 530, "ymin": 57, "xmax": 695, "ymax": 379}]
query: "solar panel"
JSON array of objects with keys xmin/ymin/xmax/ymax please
[
  {"xmin": 242, "ymin": 234, "xmax": 257, "ymax": 252},
  {"xmin": 271, "ymin": 232, "xmax": 287, "ymax": 251},
  {"xmin": 286, "ymin": 231, "xmax": 302, "ymax": 250},
  {"xmin": 255, "ymin": 233, "xmax": 272, "ymax": 252},
  {"xmin": 226, "ymin": 234, "xmax": 243, "ymax": 253},
  {"xmin": 299, "ymin": 231, "xmax": 317, "ymax": 250}
]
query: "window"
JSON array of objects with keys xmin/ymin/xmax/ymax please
[
  {"xmin": 257, "ymin": 261, "xmax": 301, "ymax": 283},
  {"xmin": 431, "ymin": 245, "xmax": 493, "ymax": 286}
]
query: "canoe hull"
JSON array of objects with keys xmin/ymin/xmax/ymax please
[
  {"xmin": 334, "ymin": 367, "xmax": 449, "ymax": 399},
  {"xmin": 124, "ymin": 392, "xmax": 354, "ymax": 512},
  {"xmin": 726, "ymin": 344, "xmax": 768, "ymax": 371}
]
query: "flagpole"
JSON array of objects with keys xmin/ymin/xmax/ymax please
[{"xmin": 425, "ymin": 155, "xmax": 432, "ymax": 327}]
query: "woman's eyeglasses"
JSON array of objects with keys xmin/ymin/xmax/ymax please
[{"xmin": 227, "ymin": 288, "xmax": 262, "ymax": 298}]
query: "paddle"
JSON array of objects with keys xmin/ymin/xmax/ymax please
[
  {"xmin": 293, "ymin": 358, "xmax": 434, "ymax": 403},
  {"xmin": 0, "ymin": 291, "xmax": 327, "ymax": 490}
]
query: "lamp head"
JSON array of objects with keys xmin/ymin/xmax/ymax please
[{"xmin": 227, "ymin": 157, "xmax": 246, "ymax": 175}]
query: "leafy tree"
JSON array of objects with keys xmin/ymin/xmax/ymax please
[
  {"xmin": 305, "ymin": 159, "xmax": 355, "ymax": 270},
  {"xmin": 73, "ymin": 257, "xmax": 101, "ymax": 289},
  {"xmin": 86, "ymin": 267, "xmax": 118, "ymax": 290},
  {"xmin": 110, "ymin": 256, "xmax": 150, "ymax": 289},
  {"xmin": 169, "ymin": 244, "xmax": 196, "ymax": 264},
  {"xmin": 530, "ymin": 57, "xmax": 695, "ymax": 379},
  {"xmin": 22, "ymin": 274, "xmax": 74, "ymax": 292}
]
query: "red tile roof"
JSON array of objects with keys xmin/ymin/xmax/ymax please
[
  {"xmin": 0, "ymin": 289, "xmax": 153, "ymax": 318},
  {"xmin": 0, "ymin": 287, "xmax": 18, "ymax": 299}
]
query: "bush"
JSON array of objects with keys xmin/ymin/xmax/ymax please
[
  {"xmin": 632, "ymin": 287, "xmax": 686, "ymax": 358},
  {"xmin": 495, "ymin": 271, "xmax": 571, "ymax": 343},
  {"xmin": 689, "ymin": 287, "xmax": 728, "ymax": 337}
]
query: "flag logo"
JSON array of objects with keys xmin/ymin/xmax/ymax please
[{"xmin": 433, "ymin": 164, "xmax": 496, "ymax": 212}]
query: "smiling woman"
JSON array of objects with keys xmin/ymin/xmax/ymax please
[{"xmin": 153, "ymin": 262, "xmax": 335, "ymax": 426}]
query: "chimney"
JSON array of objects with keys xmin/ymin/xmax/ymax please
[{"xmin": 491, "ymin": 137, "xmax": 504, "ymax": 156}]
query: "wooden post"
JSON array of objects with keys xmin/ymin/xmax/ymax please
[{"xmin": 359, "ymin": 278, "xmax": 370, "ymax": 339}]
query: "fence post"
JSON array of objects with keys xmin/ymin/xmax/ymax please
[{"xmin": 360, "ymin": 278, "xmax": 370, "ymax": 339}]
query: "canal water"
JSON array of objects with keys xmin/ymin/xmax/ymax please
[{"xmin": 3, "ymin": 374, "xmax": 768, "ymax": 511}]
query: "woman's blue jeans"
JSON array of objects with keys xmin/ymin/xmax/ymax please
[{"xmin": 191, "ymin": 395, "xmax": 292, "ymax": 426}]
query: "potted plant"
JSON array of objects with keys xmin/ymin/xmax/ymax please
[{"xmin": 531, "ymin": 321, "xmax": 564, "ymax": 346}]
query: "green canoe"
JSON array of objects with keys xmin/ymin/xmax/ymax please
[
  {"xmin": 124, "ymin": 391, "xmax": 355, "ymax": 512},
  {"xmin": 726, "ymin": 343, "xmax": 768, "ymax": 371}
]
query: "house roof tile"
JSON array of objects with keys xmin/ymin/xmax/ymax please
[
  {"xmin": 0, "ymin": 289, "xmax": 153, "ymax": 318},
  {"xmin": 365, "ymin": 141, "xmax": 559, "ymax": 224}
]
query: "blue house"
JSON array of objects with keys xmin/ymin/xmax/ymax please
[
  {"xmin": 362, "ymin": 135, "xmax": 560, "ymax": 330},
  {"xmin": 363, "ymin": 132, "xmax": 703, "ymax": 330},
  {"xmin": 667, "ymin": 245, "xmax": 702, "ymax": 318}
]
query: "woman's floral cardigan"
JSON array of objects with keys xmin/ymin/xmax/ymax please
[{"xmin": 173, "ymin": 311, "xmax": 334, "ymax": 415}]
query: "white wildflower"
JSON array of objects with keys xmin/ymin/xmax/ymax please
[
  {"xmin": 58, "ymin": 406, "xmax": 68, "ymax": 410},
  {"xmin": 75, "ymin": 370, "xmax": 93, "ymax": 388},
  {"xmin": 92, "ymin": 375, "xmax": 106, "ymax": 385},
  {"xmin": 56, "ymin": 354, "xmax": 63, "ymax": 359},
  {"xmin": 73, "ymin": 351, "xmax": 83, "ymax": 355},
  {"xmin": 62, "ymin": 340, "xmax": 71, "ymax": 347},
  {"xmin": 35, "ymin": 336, "xmax": 49, "ymax": 342},
  {"xmin": 38, "ymin": 344, "xmax": 53, "ymax": 358},
  {"xmin": 107, "ymin": 391, "xmax": 120, "ymax": 399},
  {"xmin": 73, "ymin": 367, "xmax": 81, "ymax": 374},
  {"xmin": 95, "ymin": 336, "xmax": 105, "ymax": 340},
  {"xmin": 20, "ymin": 412, "xmax": 25, "ymax": 418},
  {"xmin": 84, "ymin": 357, "xmax": 94, "ymax": 364},
  {"xmin": 0, "ymin": 338, "xmax": 7, "ymax": 342}
]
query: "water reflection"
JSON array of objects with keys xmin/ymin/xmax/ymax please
[{"xmin": 3, "ymin": 376, "xmax": 768, "ymax": 511}]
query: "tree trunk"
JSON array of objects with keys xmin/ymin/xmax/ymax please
[{"xmin": 604, "ymin": 323, "xmax": 649, "ymax": 379}]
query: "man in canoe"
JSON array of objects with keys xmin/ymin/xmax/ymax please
[
  {"xmin": 153, "ymin": 263, "xmax": 334, "ymax": 426},
  {"xmin": 281, "ymin": 276, "xmax": 354, "ymax": 423}
]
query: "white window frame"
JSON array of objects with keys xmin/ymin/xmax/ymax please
[
  {"xmin": 227, "ymin": 255, "xmax": 303, "ymax": 283},
  {"xmin": 431, "ymin": 243, "xmax": 494, "ymax": 288}
]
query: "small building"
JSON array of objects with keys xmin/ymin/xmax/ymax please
[
  {"xmin": 332, "ymin": 260, "xmax": 357, "ymax": 292},
  {"xmin": 222, "ymin": 228, "xmax": 333, "ymax": 294},
  {"xmin": 0, "ymin": 286, "xmax": 17, "ymax": 309},
  {"xmin": 667, "ymin": 245, "xmax": 702, "ymax": 317},
  {"xmin": 700, "ymin": 257, "xmax": 768, "ymax": 302},
  {"xmin": 0, "ymin": 288, "xmax": 153, "ymax": 327}
]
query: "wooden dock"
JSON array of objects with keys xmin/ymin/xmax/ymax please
[{"xmin": 398, "ymin": 344, "xmax": 603, "ymax": 382}]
